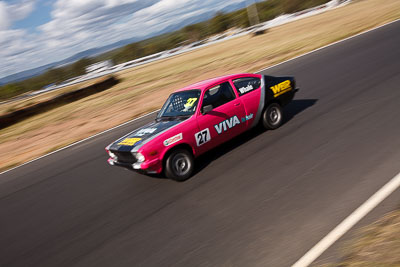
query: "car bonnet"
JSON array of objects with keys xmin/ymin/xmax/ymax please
[{"xmin": 108, "ymin": 119, "xmax": 186, "ymax": 152}]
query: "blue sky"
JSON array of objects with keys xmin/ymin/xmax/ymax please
[
  {"xmin": 0, "ymin": 0, "xmax": 252, "ymax": 79},
  {"xmin": 13, "ymin": 0, "xmax": 52, "ymax": 33}
]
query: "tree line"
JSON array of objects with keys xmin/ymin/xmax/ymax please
[
  {"xmin": 0, "ymin": 0, "xmax": 329, "ymax": 101},
  {"xmin": 0, "ymin": 58, "xmax": 93, "ymax": 101}
]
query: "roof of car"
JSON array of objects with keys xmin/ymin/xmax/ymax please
[{"xmin": 175, "ymin": 73, "xmax": 261, "ymax": 92}]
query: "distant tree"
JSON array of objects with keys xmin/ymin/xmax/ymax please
[
  {"xmin": 166, "ymin": 33, "xmax": 185, "ymax": 48},
  {"xmin": 69, "ymin": 58, "xmax": 93, "ymax": 77},
  {"xmin": 183, "ymin": 24, "xmax": 203, "ymax": 42},
  {"xmin": 44, "ymin": 68, "xmax": 67, "ymax": 84},
  {"xmin": 0, "ymin": 83, "xmax": 24, "ymax": 100},
  {"xmin": 210, "ymin": 12, "xmax": 232, "ymax": 34},
  {"xmin": 282, "ymin": 0, "xmax": 329, "ymax": 14},
  {"xmin": 26, "ymin": 75, "xmax": 49, "ymax": 91},
  {"xmin": 142, "ymin": 43, "xmax": 158, "ymax": 56},
  {"xmin": 282, "ymin": 0, "xmax": 303, "ymax": 13},
  {"xmin": 112, "ymin": 43, "xmax": 143, "ymax": 64},
  {"xmin": 229, "ymin": 9, "xmax": 251, "ymax": 28},
  {"xmin": 257, "ymin": 0, "xmax": 283, "ymax": 22},
  {"xmin": 121, "ymin": 43, "xmax": 142, "ymax": 59}
]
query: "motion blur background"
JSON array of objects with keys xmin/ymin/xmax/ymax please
[
  {"xmin": 0, "ymin": 0, "xmax": 329, "ymax": 100},
  {"xmin": 1, "ymin": 1, "xmax": 400, "ymax": 266}
]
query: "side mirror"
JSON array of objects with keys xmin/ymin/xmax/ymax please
[{"xmin": 202, "ymin": 104, "xmax": 213, "ymax": 114}]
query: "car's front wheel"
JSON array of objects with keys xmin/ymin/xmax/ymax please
[
  {"xmin": 165, "ymin": 149, "xmax": 194, "ymax": 181},
  {"xmin": 262, "ymin": 103, "xmax": 283, "ymax": 130}
]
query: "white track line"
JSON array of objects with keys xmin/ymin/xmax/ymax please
[
  {"xmin": 0, "ymin": 110, "xmax": 159, "ymax": 175},
  {"xmin": 292, "ymin": 172, "xmax": 400, "ymax": 267},
  {"xmin": 1, "ymin": 19, "xmax": 399, "ymax": 176}
]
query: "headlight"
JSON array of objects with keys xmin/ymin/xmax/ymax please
[
  {"xmin": 108, "ymin": 150, "xmax": 117, "ymax": 159},
  {"xmin": 135, "ymin": 152, "xmax": 145, "ymax": 163}
]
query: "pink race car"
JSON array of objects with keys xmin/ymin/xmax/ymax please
[{"xmin": 106, "ymin": 73, "xmax": 298, "ymax": 181}]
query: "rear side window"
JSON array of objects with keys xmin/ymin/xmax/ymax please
[
  {"xmin": 202, "ymin": 82, "xmax": 236, "ymax": 110},
  {"xmin": 233, "ymin": 77, "xmax": 261, "ymax": 96}
]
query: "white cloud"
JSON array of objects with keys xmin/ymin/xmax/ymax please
[
  {"xmin": 9, "ymin": 0, "xmax": 36, "ymax": 21},
  {"xmin": 0, "ymin": 0, "xmax": 36, "ymax": 30},
  {"xmin": 0, "ymin": 2, "xmax": 11, "ymax": 30},
  {"xmin": 0, "ymin": 0, "xmax": 248, "ymax": 79}
]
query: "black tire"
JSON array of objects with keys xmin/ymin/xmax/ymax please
[
  {"xmin": 262, "ymin": 103, "xmax": 283, "ymax": 130},
  {"xmin": 165, "ymin": 149, "xmax": 194, "ymax": 181}
]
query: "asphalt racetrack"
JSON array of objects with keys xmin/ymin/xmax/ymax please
[{"xmin": 1, "ymin": 20, "xmax": 400, "ymax": 267}]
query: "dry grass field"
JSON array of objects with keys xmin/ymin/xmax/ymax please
[
  {"xmin": 1, "ymin": 0, "xmax": 400, "ymax": 171},
  {"xmin": 318, "ymin": 209, "xmax": 400, "ymax": 266}
]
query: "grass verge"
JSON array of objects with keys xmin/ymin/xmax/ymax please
[
  {"xmin": 0, "ymin": 76, "xmax": 118, "ymax": 129},
  {"xmin": 1, "ymin": 0, "xmax": 400, "ymax": 172},
  {"xmin": 319, "ymin": 209, "xmax": 400, "ymax": 266},
  {"xmin": 0, "ymin": 77, "xmax": 109, "ymax": 116}
]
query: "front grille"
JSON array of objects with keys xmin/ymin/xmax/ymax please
[{"xmin": 113, "ymin": 151, "xmax": 137, "ymax": 164}]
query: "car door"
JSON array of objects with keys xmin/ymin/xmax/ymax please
[
  {"xmin": 195, "ymin": 81, "xmax": 246, "ymax": 153},
  {"xmin": 231, "ymin": 76, "xmax": 262, "ymax": 128}
]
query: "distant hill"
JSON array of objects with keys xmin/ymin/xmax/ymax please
[
  {"xmin": 0, "ymin": 63, "xmax": 54, "ymax": 85},
  {"xmin": 0, "ymin": 36, "xmax": 140, "ymax": 85}
]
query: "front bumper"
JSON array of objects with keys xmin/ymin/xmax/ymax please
[{"xmin": 108, "ymin": 157, "xmax": 162, "ymax": 174}]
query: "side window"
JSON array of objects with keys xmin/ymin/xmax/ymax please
[
  {"xmin": 233, "ymin": 77, "xmax": 261, "ymax": 96},
  {"xmin": 202, "ymin": 82, "xmax": 236, "ymax": 110}
]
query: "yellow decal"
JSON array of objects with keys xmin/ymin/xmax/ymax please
[
  {"xmin": 118, "ymin": 138, "xmax": 141, "ymax": 146},
  {"xmin": 270, "ymin": 80, "xmax": 291, "ymax": 97},
  {"xmin": 184, "ymin": 97, "xmax": 198, "ymax": 108}
]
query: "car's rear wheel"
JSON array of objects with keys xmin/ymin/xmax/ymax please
[
  {"xmin": 262, "ymin": 103, "xmax": 283, "ymax": 130},
  {"xmin": 165, "ymin": 149, "xmax": 194, "ymax": 181}
]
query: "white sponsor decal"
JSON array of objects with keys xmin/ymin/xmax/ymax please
[
  {"xmin": 136, "ymin": 128, "xmax": 157, "ymax": 136},
  {"xmin": 238, "ymin": 84, "xmax": 253, "ymax": 94},
  {"xmin": 214, "ymin": 115, "xmax": 241, "ymax": 134},
  {"xmin": 195, "ymin": 128, "xmax": 211, "ymax": 146},
  {"xmin": 163, "ymin": 133, "xmax": 183, "ymax": 146},
  {"xmin": 241, "ymin": 113, "xmax": 254, "ymax": 122}
]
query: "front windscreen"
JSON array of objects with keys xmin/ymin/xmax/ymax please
[{"xmin": 158, "ymin": 90, "xmax": 201, "ymax": 118}]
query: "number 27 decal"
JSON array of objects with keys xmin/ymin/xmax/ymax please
[{"xmin": 195, "ymin": 128, "xmax": 211, "ymax": 146}]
